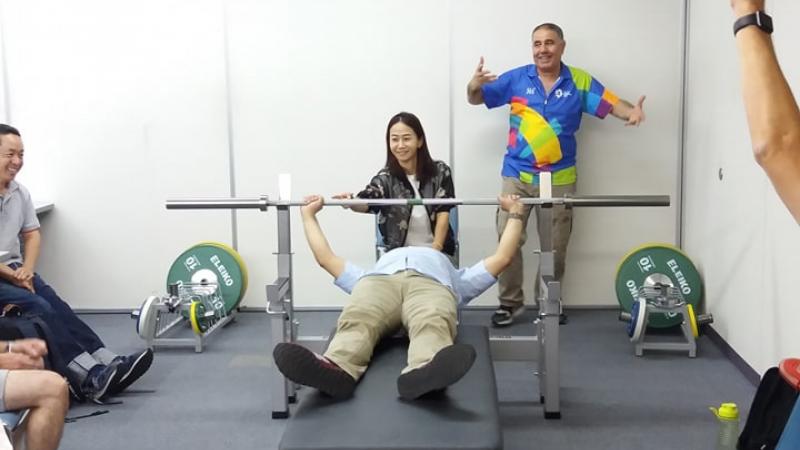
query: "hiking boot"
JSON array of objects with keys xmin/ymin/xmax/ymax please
[
  {"xmin": 273, "ymin": 343, "xmax": 356, "ymax": 399},
  {"xmin": 397, "ymin": 344, "xmax": 476, "ymax": 400},
  {"xmin": 491, "ymin": 304, "xmax": 525, "ymax": 327},
  {"xmin": 82, "ymin": 364, "xmax": 121, "ymax": 402},
  {"xmin": 108, "ymin": 348, "xmax": 154, "ymax": 396}
]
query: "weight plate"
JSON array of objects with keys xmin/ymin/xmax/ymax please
[
  {"xmin": 197, "ymin": 241, "xmax": 249, "ymax": 304},
  {"xmin": 629, "ymin": 298, "xmax": 647, "ymax": 342},
  {"xmin": 137, "ymin": 295, "xmax": 159, "ymax": 340},
  {"xmin": 615, "ymin": 243, "xmax": 703, "ymax": 328},
  {"xmin": 687, "ymin": 304, "xmax": 699, "ymax": 338},
  {"xmin": 189, "ymin": 301, "xmax": 206, "ymax": 335},
  {"xmin": 167, "ymin": 243, "xmax": 246, "ymax": 314}
]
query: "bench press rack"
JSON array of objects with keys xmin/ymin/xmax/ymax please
[{"xmin": 167, "ymin": 190, "xmax": 669, "ymax": 420}]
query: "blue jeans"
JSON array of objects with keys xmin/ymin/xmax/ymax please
[{"xmin": 0, "ymin": 265, "xmax": 105, "ymax": 363}]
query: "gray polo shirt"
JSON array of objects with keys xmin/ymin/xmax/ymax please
[{"xmin": 0, "ymin": 181, "xmax": 40, "ymax": 265}]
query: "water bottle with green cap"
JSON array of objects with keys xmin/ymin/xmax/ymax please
[{"xmin": 710, "ymin": 402, "xmax": 740, "ymax": 450}]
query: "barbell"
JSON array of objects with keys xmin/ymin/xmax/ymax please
[{"xmin": 166, "ymin": 194, "xmax": 670, "ymax": 210}]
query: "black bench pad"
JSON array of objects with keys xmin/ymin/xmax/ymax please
[{"xmin": 279, "ymin": 325, "xmax": 502, "ymax": 450}]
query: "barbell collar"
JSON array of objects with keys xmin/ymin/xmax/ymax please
[
  {"xmin": 697, "ymin": 313, "xmax": 714, "ymax": 326},
  {"xmin": 563, "ymin": 195, "xmax": 670, "ymax": 207},
  {"xmin": 166, "ymin": 195, "xmax": 669, "ymax": 210}
]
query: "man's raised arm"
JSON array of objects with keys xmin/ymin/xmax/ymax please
[
  {"xmin": 483, "ymin": 195, "xmax": 525, "ymax": 277},
  {"xmin": 467, "ymin": 57, "xmax": 497, "ymax": 105},
  {"xmin": 300, "ymin": 195, "xmax": 346, "ymax": 279},
  {"xmin": 610, "ymin": 95, "xmax": 646, "ymax": 126},
  {"xmin": 732, "ymin": 0, "xmax": 800, "ymax": 223}
]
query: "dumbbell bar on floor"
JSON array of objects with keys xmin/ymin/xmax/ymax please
[{"xmin": 619, "ymin": 301, "xmax": 714, "ymax": 341}]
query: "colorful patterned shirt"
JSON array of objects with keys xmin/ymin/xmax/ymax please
[{"xmin": 482, "ymin": 63, "xmax": 618, "ymax": 185}]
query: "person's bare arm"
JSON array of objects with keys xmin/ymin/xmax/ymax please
[
  {"xmin": 467, "ymin": 57, "xmax": 497, "ymax": 105},
  {"xmin": 732, "ymin": 0, "xmax": 800, "ymax": 223},
  {"xmin": 0, "ymin": 264, "xmax": 17, "ymax": 283},
  {"xmin": 300, "ymin": 196, "xmax": 346, "ymax": 278},
  {"xmin": 483, "ymin": 195, "xmax": 524, "ymax": 276},
  {"xmin": 332, "ymin": 192, "xmax": 369, "ymax": 213},
  {"xmin": 16, "ymin": 229, "xmax": 41, "ymax": 281},
  {"xmin": 432, "ymin": 211, "xmax": 450, "ymax": 252},
  {"xmin": 610, "ymin": 96, "xmax": 646, "ymax": 126},
  {"xmin": 0, "ymin": 340, "xmax": 45, "ymax": 370},
  {"xmin": 0, "ymin": 263, "xmax": 34, "ymax": 292},
  {"xmin": 3, "ymin": 338, "xmax": 47, "ymax": 359}
]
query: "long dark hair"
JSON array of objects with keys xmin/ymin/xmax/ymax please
[{"xmin": 385, "ymin": 112, "xmax": 437, "ymax": 186}]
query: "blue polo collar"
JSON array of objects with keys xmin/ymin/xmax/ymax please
[{"xmin": 526, "ymin": 62, "xmax": 572, "ymax": 81}]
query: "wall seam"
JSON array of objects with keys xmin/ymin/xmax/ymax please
[
  {"xmin": 677, "ymin": 0, "xmax": 690, "ymax": 247},
  {"xmin": 222, "ymin": 0, "xmax": 239, "ymax": 250},
  {"xmin": 447, "ymin": 0, "xmax": 455, "ymax": 173}
]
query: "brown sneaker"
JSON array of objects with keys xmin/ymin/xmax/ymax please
[
  {"xmin": 397, "ymin": 344, "xmax": 476, "ymax": 400},
  {"xmin": 273, "ymin": 343, "xmax": 356, "ymax": 399}
]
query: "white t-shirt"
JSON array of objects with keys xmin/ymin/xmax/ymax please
[{"xmin": 404, "ymin": 174, "xmax": 434, "ymax": 248}]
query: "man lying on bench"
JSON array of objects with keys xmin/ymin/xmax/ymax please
[{"xmin": 273, "ymin": 194, "xmax": 524, "ymax": 400}]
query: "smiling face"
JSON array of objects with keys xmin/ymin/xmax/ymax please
[
  {"xmin": 0, "ymin": 133, "xmax": 24, "ymax": 189},
  {"xmin": 388, "ymin": 121, "xmax": 423, "ymax": 172},
  {"xmin": 531, "ymin": 27, "xmax": 565, "ymax": 73}
]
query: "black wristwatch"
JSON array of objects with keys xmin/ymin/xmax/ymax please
[{"xmin": 733, "ymin": 11, "xmax": 773, "ymax": 36}]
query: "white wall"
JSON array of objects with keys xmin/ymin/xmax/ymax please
[
  {"xmin": 1, "ymin": 0, "xmax": 681, "ymax": 312},
  {"xmin": 684, "ymin": 0, "xmax": 800, "ymax": 375},
  {"xmin": 2, "ymin": 0, "xmax": 234, "ymax": 303}
]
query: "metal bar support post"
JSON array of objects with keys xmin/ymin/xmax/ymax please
[
  {"xmin": 536, "ymin": 203, "xmax": 562, "ymax": 419},
  {"xmin": 267, "ymin": 205, "xmax": 295, "ymax": 418}
]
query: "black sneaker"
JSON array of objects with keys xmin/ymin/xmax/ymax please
[
  {"xmin": 108, "ymin": 348, "xmax": 154, "ymax": 396},
  {"xmin": 491, "ymin": 304, "xmax": 525, "ymax": 327},
  {"xmin": 397, "ymin": 344, "xmax": 476, "ymax": 400},
  {"xmin": 82, "ymin": 365, "xmax": 121, "ymax": 402},
  {"xmin": 273, "ymin": 343, "xmax": 356, "ymax": 399}
]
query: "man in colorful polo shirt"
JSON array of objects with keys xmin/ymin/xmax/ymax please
[{"xmin": 467, "ymin": 22, "xmax": 646, "ymax": 327}]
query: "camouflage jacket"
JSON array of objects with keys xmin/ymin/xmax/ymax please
[{"xmin": 357, "ymin": 160, "xmax": 456, "ymax": 256}]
